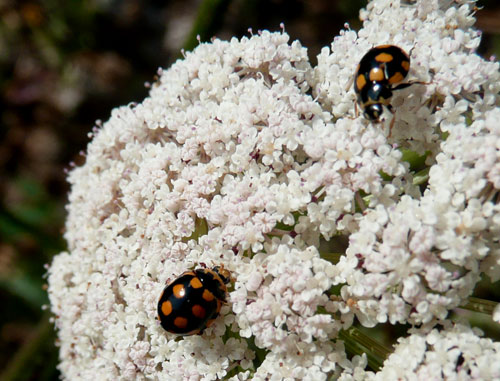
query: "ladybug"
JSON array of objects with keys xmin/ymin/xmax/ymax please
[
  {"xmin": 157, "ymin": 265, "xmax": 231, "ymax": 335},
  {"xmin": 354, "ymin": 44, "xmax": 424, "ymax": 129}
]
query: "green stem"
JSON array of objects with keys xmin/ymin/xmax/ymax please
[
  {"xmin": 339, "ymin": 326, "xmax": 391, "ymax": 371},
  {"xmin": 460, "ymin": 296, "xmax": 497, "ymax": 315},
  {"xmin": 0, "ymin": 313, "xmax": 57, "ymax": 381},
  {"xmin": 413, "ymin": 167, "xmax": 430, "ymax": 186},
  {"xmin": 181, "ymin": 0, "xmax": 232, "ymax": 53}
]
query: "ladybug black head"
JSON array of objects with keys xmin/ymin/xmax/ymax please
[{"xmin": 363, "ymin": 104, "xmax": 384, "ymax": 121}]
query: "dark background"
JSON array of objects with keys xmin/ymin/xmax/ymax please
[{"xmin": 1, "ymin": 0, "xmax": 499, "ymax": 379}]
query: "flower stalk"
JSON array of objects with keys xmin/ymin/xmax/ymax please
[
  {"xmin": 339, "ymin": 326, "xmax": 391, "ymax": 371},
  {"xmin": 461, "ymin": 296, "xmax": 498, "ymax": 315}
]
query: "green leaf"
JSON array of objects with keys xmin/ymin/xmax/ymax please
[
  {"xmin": 0, "ymin": 272, "xmax": 48, "ymax": 309},
  {"xmin": 400, "ymin": 148, "xmax": 429, "ymax": 171}
]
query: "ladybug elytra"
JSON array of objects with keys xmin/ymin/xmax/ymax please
[
  {"xmin": 157, "ymin": 266, "xmax": 231, "ymax": 335},
  {"xmin": 354, "ymin": 44, "xmax": 425, "ymax": 129}
]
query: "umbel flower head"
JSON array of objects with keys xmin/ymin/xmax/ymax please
[{"xmin": 47, "ymin": 0, "xmax": 500, "ymax": 379}]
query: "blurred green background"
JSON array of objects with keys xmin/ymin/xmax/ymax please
[{"xmin": 0, "ymin": 0, "xmax": 499, "ymax": 380}]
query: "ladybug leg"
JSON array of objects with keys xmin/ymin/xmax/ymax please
[
  {"xmin": 348, "ymin": 101, "xmax": 360, "ymax": 120},
  {"xmin": 346, "ymin": 102, "xmax": 358, "ymax": 121},
  {"xmin": 392, "ymin": 80, "xmax": 430, "ymax": 92},
  {"xmin": 388, "ymin": 115, "xmax": 396, "ymax": 138},
  {"xmin": 345, "ymin": 75, "xmax": 354, "ymax": 91},
  {"xmin": 391, "ymin": 82, "xmax": 413, "ymax": 91},
  {"xmin": 387, "ymin": 104, "xmax": 396, "ymax": 138}
]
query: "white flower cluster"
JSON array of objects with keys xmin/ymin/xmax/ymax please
[
  {"xmin": 315, "ymin": 0, "xmax": 500, "ymax": 328},
  {"xmin": 368, "ymin": 323, "xmax": 500, "ymax": 380},
  {"xmin": 47, "ymin": 0, "xmax": 500, "ymax": 379}
]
